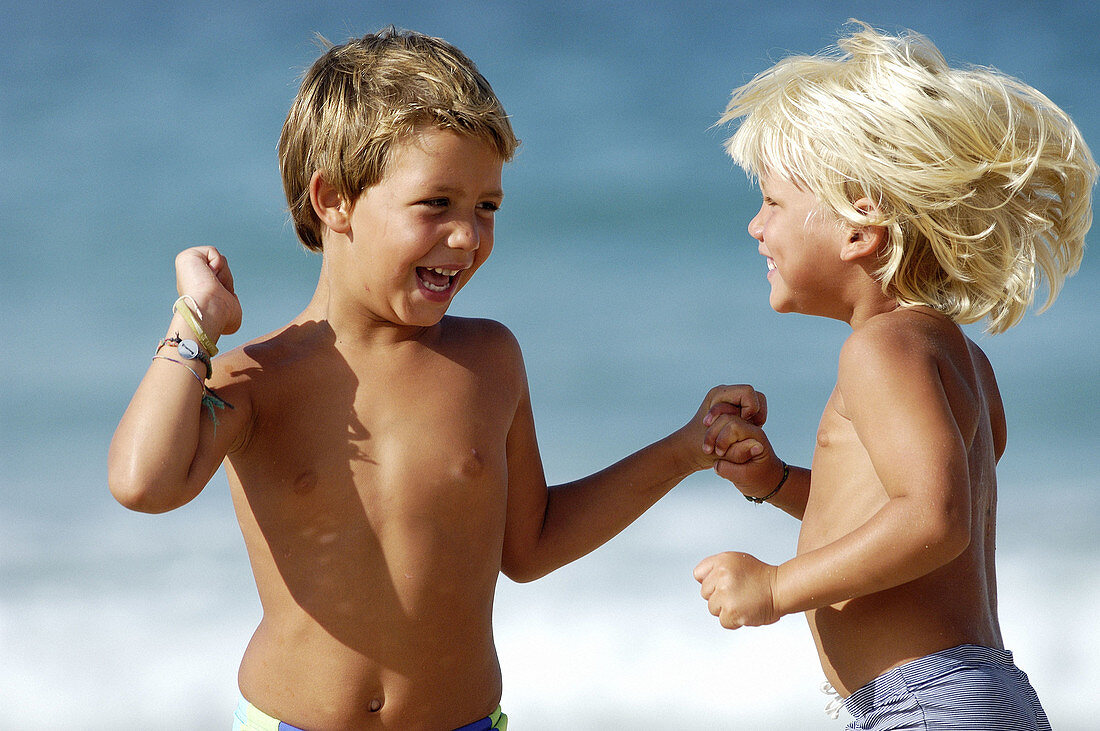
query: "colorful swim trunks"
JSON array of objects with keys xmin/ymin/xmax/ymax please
[
  {"xmin": 233, "ymin": 694, "xmax": 508, "ymax": 731},
  {"xmin": 842, "ymin": 644, "xmax": 1050, "ymax": 730}
]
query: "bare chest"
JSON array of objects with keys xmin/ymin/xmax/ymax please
[
  {"xmin": 237, "ymin": 350, "xmax": 516, "ymax": 544},
  {"xmin": 799, "ymin": 395, "xmax": 887, "ymax": 552}
]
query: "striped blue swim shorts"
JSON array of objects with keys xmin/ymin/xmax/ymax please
[{"xmin": 843, "ymin": 644, "xmax": 1050, "ymax": 730}]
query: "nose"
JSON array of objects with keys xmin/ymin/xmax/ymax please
[
  {"xmin": 447, "ymin": 214, "xmax": 481, "ymax": 252},
  {"xmin": 747, "ymin": 207, "xmax": 765, "ymax": 242}
]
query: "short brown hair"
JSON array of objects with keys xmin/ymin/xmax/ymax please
[{"xmin": 279, "ymin": 27, "xmax": 519, "ymax": 251}]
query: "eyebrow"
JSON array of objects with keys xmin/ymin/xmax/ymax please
[{"xmin": 425, "ymin": 184, "xmax": 504, "ymax": 200}]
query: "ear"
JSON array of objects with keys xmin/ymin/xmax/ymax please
[
  {"xmin": 840, "ymin": 197, "xmax": 887, "ymax": 262},
  {"xmin": 309, "ymin": 171, "xmax": 352, "ymax": 235}
]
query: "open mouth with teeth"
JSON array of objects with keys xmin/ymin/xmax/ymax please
[{"xmin": 416, "ymin": 266, "xmax": 461, "ymax": 294}]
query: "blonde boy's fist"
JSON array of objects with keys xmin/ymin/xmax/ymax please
[
  {"xmin": 694, "ymin": 551, "xmax": 780, "ymax": 629},
  {"xmin": 680, "ymin": 385, "xmax": 767, "ymax": 472}
]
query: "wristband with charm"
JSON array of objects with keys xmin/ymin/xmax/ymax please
[{"xmin": 156, "ymin": 334, "xmax": 212, "ymax": 379}]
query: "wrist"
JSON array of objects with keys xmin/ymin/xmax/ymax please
[
  {"xmin": 744, "ymin": 461, "xmax": 789, "ymax": 504},
  {"xmin": 156, "ymin": 334, "xmax": 213, "ymax": 379},
  {"xmin": 172, "ymin": 295, "xmax": 222, "ymax": 355},
  {"xmin": 770, "ymin": 560, "xmax": 787, "ymax": 619},
  {"xmin": 669, "ymin": 427, "xmax": 708, "ymax": 477}
]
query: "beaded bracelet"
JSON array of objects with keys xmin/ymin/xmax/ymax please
[
  {"xmin": 173, "ymin": 295, "xmax": 219, "ymax": 356},
  {"xmin": 745, "ymin": 462, "xmax": 790, "ymax": 504}
]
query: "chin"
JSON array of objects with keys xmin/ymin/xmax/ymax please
[{"xmin": 768, "ymin": 295, "xmax": 790, "ymax": 314}]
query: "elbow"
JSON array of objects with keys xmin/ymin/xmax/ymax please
[
  {"xmin": 501, "ymin": 564, "xmax": 545, "ymax": 584},
  {"xmin": 500, "ymin": 554, "xmax": 552, "ymax": 584},
  {"xmin": 109, "ymin": 474, "xmax": 170, "ymax": 514},
  {"xmin": 107, "ymin": 460, "xmax": 185, "ymax": 514},
  {"xmin": 922, "ymin": 509, "xmax": 972, "ymax": 565}
]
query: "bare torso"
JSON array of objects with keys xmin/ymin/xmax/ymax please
[
  {"xmin": 799, "ymin": 312, "xmax": 1006, "ymax": 696},
  {"xmin": 221, "ymin": 315, "xmax": 520, "ymax": 729}
]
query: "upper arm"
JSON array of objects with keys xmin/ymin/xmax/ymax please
[
  {"xmin": 494, "ymin": 331, "xmax": 551, "ymax": 581},
  {"xmin": 837, "ymin": 327, "xmax": 972, "ymax": 527},
  {"xmin": 108, "ymin": 346, "xmax": 254, "ymax": 513},
  {"xmin": 187, "ymin": 350, "xmax": 254, "ymax": 486}
]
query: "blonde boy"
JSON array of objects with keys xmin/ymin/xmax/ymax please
[
  {"xmin": 694, "ymin": 22, "xmax": 1095, "ymax": 730},
  {"xmin": 108, "ymin": 28, "xmax": 762, "ymax": 730}
]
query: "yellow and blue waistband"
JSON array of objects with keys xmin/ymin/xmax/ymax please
[{"xmin": 233, "ymin": 694, "xmax": 507, "ymax": 731}]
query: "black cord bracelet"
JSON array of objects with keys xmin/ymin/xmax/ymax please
[{"xmin": 745, "ymin": 462, "xmax": 790, "ymax": 504}]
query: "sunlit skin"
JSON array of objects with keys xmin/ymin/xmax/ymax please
[
  {"xmin": 696, "ymin": 172, "xmax": 1005, "ymax": 696},
  {"xmin": 109, "ymin": 128, "xmax": 767, "ymax": 729}
]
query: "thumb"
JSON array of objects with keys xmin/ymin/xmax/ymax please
[
  {"xmin": 719, "ymin": 438, "xmax": 764, "ymax": 465},
  {"xmin": 693, "ymin": 555, "xmax": 715, "ymax": 583}
]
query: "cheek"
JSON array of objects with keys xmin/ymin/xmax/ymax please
[
  {"xmin": 469, "ymin": 244, "xmax": 493, "ymax": 277},
  {"xmin": 476, "ymin": 224, "xmax": 495, "ymax": 259}
]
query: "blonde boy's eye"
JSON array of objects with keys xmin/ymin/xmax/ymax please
[{"xmin": 478, "ymin": 201, "xmax": 501, "ymax": 213}]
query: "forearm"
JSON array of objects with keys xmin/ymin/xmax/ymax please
[
  {"xmin": 775, "ymin": 496, "xmax": 970, "ymax": 616},
  {"xmin": 758, "ymin": 464, "xmax": 810, "ymax": 520},
  {"xmin": 108, "ymin": 313, "xmax": 223, "ymax": 512},
  {"xmin": 511, "ymin": 432, "xmax": 696, "ymax": 580}
]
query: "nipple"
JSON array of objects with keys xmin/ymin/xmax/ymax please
[
  {"xmin": 459, "ymin": 448, "xmax": 484, "ymax": 479},
  {"xmin": 293, "ymin": 470, "xmax": 318, "ymax": 495}
]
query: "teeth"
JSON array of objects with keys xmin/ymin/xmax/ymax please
[
  {"xmin": 419, "ymin": 266, "xmax": 459, "ymax": 293},
  {"xmin": 766, "ymin": 258, "xmax": 776, "ymax": 271}
]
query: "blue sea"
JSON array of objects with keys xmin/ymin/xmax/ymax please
[{"xmin": 2, "ymin": 2, "xmax": 1098, "ymax": 728}]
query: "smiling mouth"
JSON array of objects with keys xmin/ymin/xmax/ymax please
[{"xmin": 416, "ymin": 266, "xmax": 460, "ymax": 293}]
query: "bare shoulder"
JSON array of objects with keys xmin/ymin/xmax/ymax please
[
  {"xmin": 840, "ymin": 307, "xmax": 971, "ymax": 371},
  {"xmin": 841, "ymin": 308, "xmax": 1004, "ymax": 451},
  {"xmin": 838, "ymin": 309, "xmax": 938, "ymax": 379},
  {"xmin": 439, "ymin": 315, "xmax": 519, "ymax": 344},
  {"xmin": 204, "ymin": 320, "xmax": 338, "ymax": 452},
  {"xmin": 437, "ymin": 316, "xmax": 525, "ymax": 365}
]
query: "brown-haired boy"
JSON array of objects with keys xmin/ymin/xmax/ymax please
[{"xmin": 108, "ymin": 28, "xmax": 762, "ymax": 730}]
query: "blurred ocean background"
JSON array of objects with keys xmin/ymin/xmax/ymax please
[{"xmin": 2, "ymin": 1, "xmax": 1097, "ymax": 728}]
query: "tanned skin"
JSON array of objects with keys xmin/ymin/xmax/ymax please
[
  {"xmin": 110, "ymin": 128, "xmax": 765, "ymax": 729},
  {"xmin": 695, "ymin": 173, "xmax": 1005, "ymax": 696}
]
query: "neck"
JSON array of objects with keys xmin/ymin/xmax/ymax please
[
  {"xmin": 832, "ymin": 259, "xmax": 901, "ymax": 329},
  {"xmin": 298, "ymin": 259, "xmax": 430, "ymax": 348},
  {"xmin": 846, "ymin": 296, "xmax": 902, "ymax": 330}
]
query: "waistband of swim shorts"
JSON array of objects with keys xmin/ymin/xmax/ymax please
[
  {"xmin": 454, "ymin": 704, "xmax": 508, "ymax": 731},
  {"xmin": 844, "ymin": 644, "xmax": 1016, "ymax": 718},
  {"xmin": 234, "ymin": 694, "xmax": 288, "ymax": 731},
  {"xmin": 235, "ymin": 694, "xmax": 507, "ymax": 731}
]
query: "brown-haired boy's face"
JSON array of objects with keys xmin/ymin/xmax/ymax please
[{"xmin": 330, "ymin": 128, "xmax": 504, "ymax": 329}]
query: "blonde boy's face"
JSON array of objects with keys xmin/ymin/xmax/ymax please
[
  {"xmin": 334, "ymin": 128, "xmax": 504, "ymax": 328},
  {"xmin": 747, "ymin": 172, "xmax": 851, "ymax": 319}
]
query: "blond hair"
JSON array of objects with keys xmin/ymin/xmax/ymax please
[
  {"xmin": 720, "ymin": 21, "xmax": 1096, "ymax": 333},
  {"xmin": 279, "ymin": 27, "xmax": 519, "ymax": 251}
]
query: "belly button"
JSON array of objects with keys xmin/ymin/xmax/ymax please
[{"xmin": 369, "ymin": 698, "xmax": 383, "ymax": 713}]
